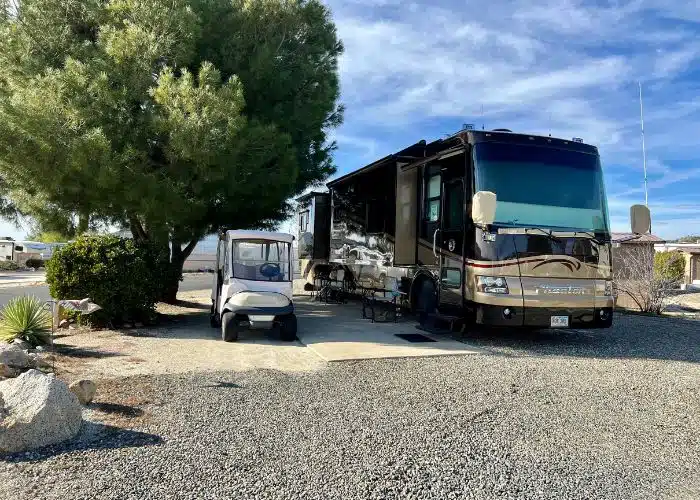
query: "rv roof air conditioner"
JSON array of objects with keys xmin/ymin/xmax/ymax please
[{"xmin": 492, "ymin": 128, "xmax": 512, "ymax": 132}]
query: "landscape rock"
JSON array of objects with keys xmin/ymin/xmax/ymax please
[
  {"xmin": 0, "ymin": 363, "xmax": 18, "ymax": 378},
  {"xmin": 27, "ymin": 353, "xmax": 52, "ymax": 370},
  {"xmin": 58, "ymin": 319, "xmax": 69, "ymax": 329},
  {"xmin": 11, "ymin": 339, "xmax": 32, "ymax": 351},
  {"xmin": 0, "ymin": 344, "xmax": 30, "ymax": 369},
  {"xmin": 0, "ymin": 370, "xmax": 82, "ymax": 454},
  {"xmin": 69, "ymin": 380, "xmax": 97, "ymax": 405}
]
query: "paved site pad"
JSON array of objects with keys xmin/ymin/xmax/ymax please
[{"xmin": 295, "ymin": 297, "xmax": 483, "ymax": 361}]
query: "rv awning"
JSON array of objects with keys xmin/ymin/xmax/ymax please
[{"xmin": 400, "ymin": 146, "xmax": 465, "ymax": 172}]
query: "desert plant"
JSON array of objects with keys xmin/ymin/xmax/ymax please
[
  {"xmin": 0, "ymin": 260, "xmax": 18, "ymax": 271},
  {"xmin": 46, "ymin": 235, "xmax": 168, "ymax": 326},
  {"xmin": 0, "ymin": 295, "xmax": 52, "ymax": 346},
  {"xmin": 614, "ymin": 247, "xmax": 683, "ymax": 314},
  {"xmin": 654, "ymin": 251, "xmax": 685, "ymax": 282}
]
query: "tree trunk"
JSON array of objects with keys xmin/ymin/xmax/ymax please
[
  {"xmin": 77, "ymin": 212, "xmax": 89, "ymax": 234},
  {"xmin": 160, "ymin": 237, "xmax": 200, "ymax": 304}
]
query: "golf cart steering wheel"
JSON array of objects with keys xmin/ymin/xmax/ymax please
[{"xmin": 259, "ymin": 262, "xmax": 281, "ymax": 279}]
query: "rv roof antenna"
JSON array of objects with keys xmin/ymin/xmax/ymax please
[
  {"xmin": 548, "ymin": 112, "xmax": 552, "ymax": 137},
  {"xmin": 481, "ymin": 104, "xmax": 484, "ymax": 130},
  {"xmin": 639, "ymin": 81, "xmax": 649, "ymax": 207}
]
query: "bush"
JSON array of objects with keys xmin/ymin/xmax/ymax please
[
  {"xmin": 654, "ymin": 251, "xmax": 685, "ymax": 284},
  {"xmin": 46, "ymin": 235, "xmax": 169, "ymax": 326},
  {"xmin": 0, "ymin": 260, "xmax": 19, "ymax": 271},
  {"xmin": 25, "ymin": 258, "xmax": 45, "ymax": 269},
  {"xmin": 0, "ymin": 295, "xmax": 52, "ymax": 346}
]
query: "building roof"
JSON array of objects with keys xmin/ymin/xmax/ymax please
[
  {"xmin": 611, "ymin": 232, "xmax": 666, "ymax": 244},
  {"xmin": 654, "ymin": 242, "xmax": 700, "ymax": 254}
]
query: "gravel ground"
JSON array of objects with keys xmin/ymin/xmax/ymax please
[{"xmin": 1, "ymin": 313, "xmax": 698, "ymax": 500}]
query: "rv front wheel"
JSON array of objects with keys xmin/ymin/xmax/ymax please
[{"xmin": 221, "ymin": 311, "xmax": 239, "ymax": 342}]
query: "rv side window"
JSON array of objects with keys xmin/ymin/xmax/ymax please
[
  {"xmin": 15, "ymin": 245, "xmax": 23, "ymax": 252},
  {"xmin": 299, "ymin": 210, "xmax": 310, "ymax": 232},
  {"xmin": 426, "ymin": 175, "xmax": 441, "ymax": 222}
]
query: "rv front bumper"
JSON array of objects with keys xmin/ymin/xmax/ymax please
[{"xmin": 475, "ymin": 304, "xmax": 613, "ymax": 329}]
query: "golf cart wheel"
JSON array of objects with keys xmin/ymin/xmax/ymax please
[
  {"xmin": 221, "ymin": 311, "xmax": 240, "ymax": 342},
  {"xmin": 279, "ymin": 314, "xmax": 298, "ymax": 342}
]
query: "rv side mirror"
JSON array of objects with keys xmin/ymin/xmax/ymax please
[
  {"xmin": 472, "ymin": 191, "xmax": 497, "ymax": 226},
  {"xmin": 630, "ymin": 204, "xmax": 651, "ymax": 234}
]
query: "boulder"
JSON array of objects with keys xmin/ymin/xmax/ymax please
[
  {"xmin": 0, "ymin": 344, "xmax": 30, "ymax": 369},
  {"xmin": 0, "ymin": 370, "xmax": 82, "ymax": 454},
  {"xmin": 58, "ymin": 319, "xmax": 69, "ymax": 329},
  {"xmin": 27, "ymin": 353, "xmax": 52, "ymax": 370},
  {"xmin": 0, "ymin": 363, "xmax": 18, "ymax": 378},
  {"xmin": 11, "ymin": 339, "xmax": 32, "ymax": 351},
  {"xmin": 68, "ymin": 380, "xmax": 97, "ymax": 405}
]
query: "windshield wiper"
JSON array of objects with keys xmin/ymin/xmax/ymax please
[
  {"xmin": 524, "ymin": 227, "xmax": 563, "ymax": 243},
  {"xmin": 570, "ymin": 231, "xmax": 608, "ymax": 246}
]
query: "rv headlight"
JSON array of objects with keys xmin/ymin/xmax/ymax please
[{"xmin": 477, "ymin": 276, "xmax": 509, "ymax": 294}]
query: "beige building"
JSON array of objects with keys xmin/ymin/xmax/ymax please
[
  {"xmin": 654, "ymin": 242, "xmax": 700, "ymax": 288},
  {"xmin": 611, "ymin": 232, "xmax": 666, "ymax": 277}
]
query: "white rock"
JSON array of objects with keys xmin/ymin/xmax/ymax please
[
  {"xmin": 58, "ymin": 319, "xmax": 69, "ymax": 329},
  {"xmin": 0, "ymin": 344, "xmax": 30, "ymax": 369},
  {"xmin": 0, "ymin": 370, "xmax": 82, "ymax": 454},
  {"xmin": 11, "ymin": 339, "xmax": 32, "ymax": 351},
  {"xmin": 69, "ymin": 380, "xmax": 97, "ymax": 405}
]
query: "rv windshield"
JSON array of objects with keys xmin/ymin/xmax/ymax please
[
  {"xmin": 231, "ymin": 239, "xmax": 291, "ymax": 282},
  {"xmin": 474, "ymin": 142, "xmax": 610, "ymax": 233}
]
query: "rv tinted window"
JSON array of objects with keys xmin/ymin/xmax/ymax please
[
  {"xmin": 15, "ymin": 245, "xmax": 23, "ymax": 252},
  {"xmin": 426, "ymin": 175, "xmax": 441, "ymax": 222},
  {"xmin": 474, "ymin": 142, "xmax": 610, "ymax": 232},
  {"xmin": 444, "ymin": 181, "xmax": 464, "ymax": 229}
]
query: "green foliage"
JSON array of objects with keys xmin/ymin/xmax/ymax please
[
  {"xmin": 0, "ymin": 295, "xmax": 52, "ymax": 346},
  {"xmin": 24, "ymin": 258, "xmax": 45, "ymax": 268},
  {"xmin": 654, "ymin": 251, "xmax": 685, "ymax": 283},
  {"xmin": 46, "ymin": 235, "xmax": 169, "ymax": 326},
  {"xmin": 673, "ymin": 235, "xmax": 700, "ymax": 243},
  {"xmin": 0, "ymin": 0, "xmax": 343, "ymax": 300},
  {"xmin": 0, "ymin": 261, "xmax": 18, "ymax": 271}
]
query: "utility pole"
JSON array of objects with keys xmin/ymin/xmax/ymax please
[{"xmin": 639, "ymin": 81, "xmax": 649, "ymax": 206}]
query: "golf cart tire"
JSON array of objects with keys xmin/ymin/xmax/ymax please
[
  {"xmin": 280, "ymin": 314, "xmax": 297, "ymax": 342},
  {"xmin": 221, "ymin": 311, "xmax": 239, "ymax": 342}
]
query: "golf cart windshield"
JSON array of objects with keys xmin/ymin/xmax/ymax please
[{"xmin": 231, "ymin": 239, "xmax": 291, "ymax": 282}]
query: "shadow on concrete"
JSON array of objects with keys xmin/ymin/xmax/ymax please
[{"xmin": 0, "ymin": 422, "xmax": 162, "ymax": 462}]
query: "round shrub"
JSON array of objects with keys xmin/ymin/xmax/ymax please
[
  {"xmin": 0, "ymin": 261, "xmax": 19, "ymax": 271},
  {"xmin": 45, "ymin": 235, "xmax": 169, "ymax": 326},
  {"xmin": 654, "ymin": 250, "xmax": 685, "ymax": 284}
]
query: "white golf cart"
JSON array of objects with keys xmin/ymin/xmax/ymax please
[{"xmin": 210, "ymin": 230, "xmax": 297, "ymax": 342}]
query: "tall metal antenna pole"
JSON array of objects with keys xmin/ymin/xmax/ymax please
[
  {"xmin": 481, "ymin": 105, "xmax": 484, "ymax": 130},
  {"xmin": 639, "ymin": 81, "xmax": 649, "ymax": 206}
]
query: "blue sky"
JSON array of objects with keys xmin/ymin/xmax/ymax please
[{"xmin": 2, "ymin": 0, "xmax": 699, "ymax": 241}]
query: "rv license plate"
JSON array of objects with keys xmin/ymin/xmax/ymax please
[{"xmin": 550, "ymin": 316, "xmax": 569, "ymax": 328}]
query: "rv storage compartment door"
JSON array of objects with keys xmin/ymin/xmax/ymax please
[{"xmin": 394, "ymin": 164, "xmax": 418, "ymax": 266}]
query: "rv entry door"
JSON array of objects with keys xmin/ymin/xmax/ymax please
[{"xmin": 437, "ymin": 178, "xmax": 465, "ymax": 313}]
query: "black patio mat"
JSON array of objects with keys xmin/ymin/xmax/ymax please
[{"xmin": 395, "ymin": 333, "xmax": 437, "ymax": 343}]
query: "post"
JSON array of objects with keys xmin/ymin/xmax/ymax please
[{"xmin": 639, "ymin": 81, "xmax": 649, "ymax": 206}]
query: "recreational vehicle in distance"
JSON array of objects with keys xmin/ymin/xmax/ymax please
[
  {"xmin": 0, "ymin": 240, "xmax": 66, "ymax": 267},
  {"xmin": 298, "ymin": 128, "xmax": 652, "ymax": 330}
]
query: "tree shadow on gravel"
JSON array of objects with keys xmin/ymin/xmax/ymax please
[
  {"xmin": 460, "ymin": 313, "xmax": 700, "ymax": 363},
  {"xmin": 52, "ymin": 344, "xmax": 123, "ymax": 359},
  {"xmin": 0, "ymin": 422, "xmax": 162, "ymax": 463},
  {"xmin": 90, "ymin": 402, "xmax": 145, "ymax": 418}
]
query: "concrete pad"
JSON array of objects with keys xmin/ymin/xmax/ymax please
[{"xmin": 295, "ymin": 297, "xmax": 483, "ymax": 362}]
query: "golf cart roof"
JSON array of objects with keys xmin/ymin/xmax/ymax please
[{"xmin": 225, "ymin": 230, "xmax": 294, "ymax": 243}]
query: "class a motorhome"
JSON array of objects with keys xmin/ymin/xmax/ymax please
[
  {"xmin": 297, "ymin": 127, "xmax": 652, "ymax": 330},
  {"xmin": 0, "ymin": 240, "xmax": 66, "ymax": 267}
]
